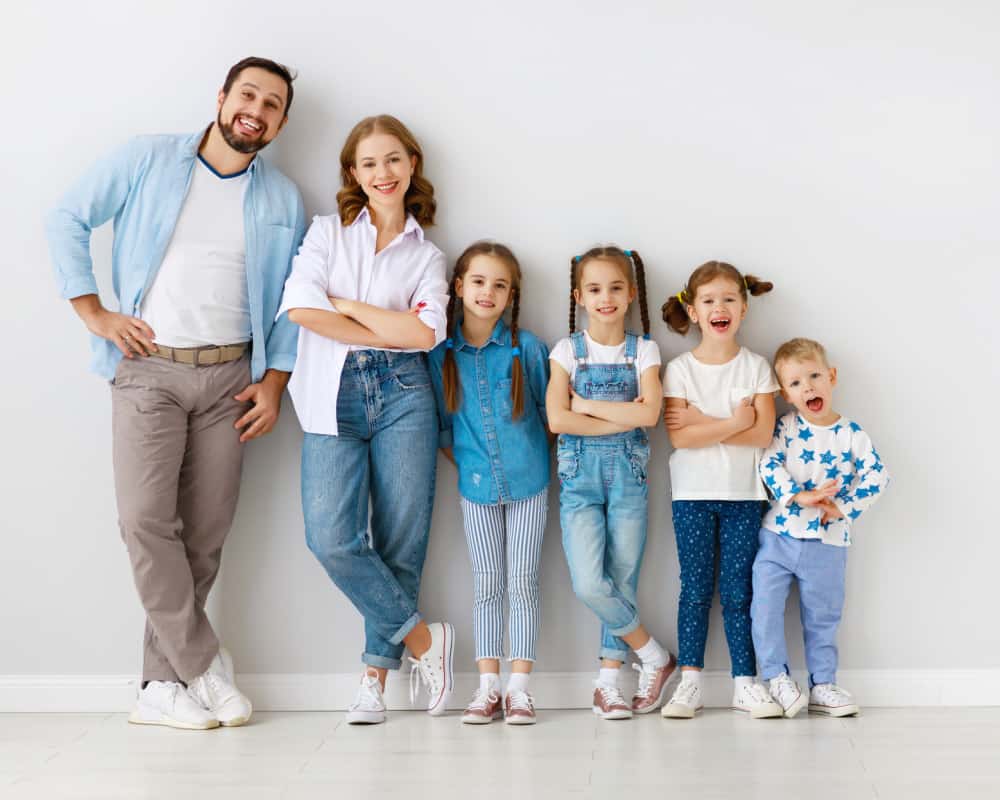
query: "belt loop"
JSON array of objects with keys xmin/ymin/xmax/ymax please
[
  {"xmin": 193, "ymin": 348, "xmax": 200, "ymax": 368},
  {"xmin": 168, "ymin": 346, "xmax": 175, "ymax": 363}
]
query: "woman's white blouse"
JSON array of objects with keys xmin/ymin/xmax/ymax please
[{"xmin": 277, "ymin": 207, "xmax": 448, "ymax": 435}]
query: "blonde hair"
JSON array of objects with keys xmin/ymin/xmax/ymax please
[{"xmin": 773, "ymin": 337, "xmax": 830, "ymax": 381}]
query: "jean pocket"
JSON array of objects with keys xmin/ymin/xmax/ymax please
[
  {"xmin": 627, "ymin": 442, "xmax": 650, "ymax": 485},
  {"xmin": 391, "ymin": 358, "xmax": 431, "ymax": 390}
]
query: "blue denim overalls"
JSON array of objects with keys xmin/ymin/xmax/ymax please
[{"xmin": 558, "ymin": 331, "xmax": 650, "ymax": 662}]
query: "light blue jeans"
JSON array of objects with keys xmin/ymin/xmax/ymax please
[
  {"xmin": 751, "ymin": 528, "xmax": 848, "ymax": 686},
  {"xmin": 558, "ymin": 436, "xmax": 650, "ymax": 663},
  {"xmin": 301, "ymin": 350, "xmax": 438, "ymax": 670}
]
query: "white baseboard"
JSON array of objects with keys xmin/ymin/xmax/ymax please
[{"xmin": 2, "ymin": 669, "xmax": 997, "ymax": 712}]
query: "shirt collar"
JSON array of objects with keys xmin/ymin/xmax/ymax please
[
  {"xmin": 454, "ymin": 317, "xmax": 508, "ymax": 351},
  {"xmin": 352, "ymin": 206, "xmax": 425, "ymax": 241}
]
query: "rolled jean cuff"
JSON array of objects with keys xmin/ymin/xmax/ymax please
[
  {"xmin": 600, "ymin": 646, "xmax": 629, "ymax": 662},
  {"xmin": 608, "ymin": 614, "xmax": 640, "ymax": 638},
  {"xmin": 389, "ymin": 612, "xmax": 422, "ymax": 646},
  {"xmin": 810, "ymin": 671, "xmax": 836, "ymax": 687},
  {"xmin": 362, "ymin": 652, "xmax": 403, "ymax": 670},
  {"xmin": 761, "ymin": 663, "xmax": 790, "ymax": 682}
]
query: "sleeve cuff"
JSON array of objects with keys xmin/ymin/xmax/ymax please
[
  {"xmin": 60, "ymin": 275, "xmax": 100, "ymax": 301},
  {"xmin": 265, "ymin": 353, "xmax": 296, "ymax": 374}
]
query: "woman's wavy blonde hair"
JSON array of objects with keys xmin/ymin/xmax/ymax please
[{"xmin": 336, "ymin": 114, "xmax": 436, "ymax": 227}]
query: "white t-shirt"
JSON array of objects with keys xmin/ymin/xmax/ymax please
[
  {"xmin": 664, "ymin": 347, "xmax": 779, "ymax": 500},
  {"xmin": 549, "ymin": 331, "xmax": 661, "ymax": 383},
  {"xmin": 140, "ymin": 157, "xmax": 250, "ymax": 347}
]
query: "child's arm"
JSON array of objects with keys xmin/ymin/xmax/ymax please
[
  {"xmin": 830, "ymin": 428, "xmax": 891, "ymax": 522},
  {"xmin": 570, "ymin": 366, "xmax": 663, "ymax": 428},
  {"xmin": 546, "ymin": 361, "xmax": 632, "ymax": 436},
  {"xmin": 523, "ymin": 335, "xmax": 555, "ymax": 441},
  {"xmin": 667, "ymin": 393, "xmax": 776, "ymax": 447},
  {"xmin": 427, "ymin": 349, "xmax": 456, "ymax": 467},
  {"xmin": 664, "ymin": 396, "xmax": 755, "ymax": 449}
]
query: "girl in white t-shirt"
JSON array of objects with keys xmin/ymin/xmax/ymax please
[
  {"xmin": 659, "ymin": 260, "xmax": 783, "ymax": 720},
  {"xmin": 547, "ymin": 246, "xmax": 676, "ymax": 719}
]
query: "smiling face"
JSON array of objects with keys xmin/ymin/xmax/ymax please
[
  {"xmin": 574, "ymin": 258, "xmax": 635, "ymax": 327},
  {"xmin": 215, "ymin": 67, "xmax": 288, "ymax": 154},
  {"xmin": 687, "ymin": 275, "xmax": 747, "ymax": 340},
  {"xmin": 776, "ymin": 356, "xmax": 839, "ymax": 425},
  {"xmin": 456, "ymin": 254, "xmax": 514, "ymax": 325},
  {"xmin": 350, "ymin": 132, "xmax": 417, "ymax": 214}
]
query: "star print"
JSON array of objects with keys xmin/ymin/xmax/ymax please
[
  {"xmin": 775, "ymin": 515, "xmax": 787, "ymax": 527},
  {"xmin": 788, "ymin": 502, "xmax": 803, "ymax": 517},
  {"xmin": 873, "ymin": 461, "xmax": 884, "ymax": 473},
  {"xmin": 836, "ymin": 486, "xmax": 851, "ymax": 501},
  {"xmin": 825, "ymin": 466, "xmax": 840, "ymax": 480},
  {"xmin": 854, "ymin": 457, "xmax": 866, "ymax": 471},
  {"xmin": 855, "ymin": 487, "xmax": 870, "ymax": 500},
  {"xmin": 868, "ymin": 483, "xmax": 881, "ymax": 495},
  {"xmin": 798, "ymin": 427, "xmax": 814, "ymax": 442},
  {"xmin": 849, "ymin": 508, "xmax": 863, "ymax": 520},
  {"xmin": 785, "ymin": 437, "xmax": 794, "ymax": 448},
  {"xmin": 820, "ymin": 450, "xmax": 835, "ymax": 465},
  {"xmin": 803, "ymin": 480, "xmax": 816, "ymax": 491},
  {"xmin": 832, "ymin": 423, "xmax": 843, "ymax": 434},
  {"xmin": 773, "ymin": 485, "xmax": 784, "ymax": 500},
  {"xmin": 841, "ymin": 449, "xmax": 853, "ymax": 463},
  {"xmin": 849, "ymin": 421, "xmax": 861, "ymax": 432},
  {"xmin": 807, "ymin": 518, "xmax": 820, "ymax": 532},
  {"xmin": 800, "ymin": 449, "xmax": 815, "ymax": 464},
  {"xmin": 765, "ymin": 473, "xmax": 777, "ymax": 488}
]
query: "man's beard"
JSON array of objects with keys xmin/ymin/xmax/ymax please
[{"xmin": 217, "ymin": 111, "xmax": 270, "ymax": 155}]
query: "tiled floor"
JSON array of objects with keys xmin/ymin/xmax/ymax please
[{"xmin": 2, "ymin": 708, "xmax": 999, "ymax": 799}]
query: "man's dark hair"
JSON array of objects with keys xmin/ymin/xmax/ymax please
[{"xmin": 222, "ymin": 57, "xmax": 296, "ymax": 114}]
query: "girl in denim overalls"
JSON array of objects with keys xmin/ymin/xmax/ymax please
[{"xmin": 546, "ymin": 246, "xmax": 677, "ymax": 719}]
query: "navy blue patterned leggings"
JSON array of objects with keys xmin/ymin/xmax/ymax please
[{"xmin": 672, "ymin": 500, "xmax": 765, "ymax": 676}]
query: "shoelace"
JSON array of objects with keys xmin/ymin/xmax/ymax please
[
  {"xmin": 350, "ymin": 675, "xmax": 384, "ymax": 711},
  {"xmin": 408, "ymin": 655, "xmax": 442, "ymax": 705},
  {"xmin": 507, "ymin": 689, "xmax": 534, "ymax": 712},
  {"xmin": 814, "ymin": 683, "xmax": 851, "ymax": 704},
  {"xmin": 672, "ymin": 680, "xmax": 699, "ymax": 706},
  {"xmin": 631, "ymin": 663, "xmax": 657, "ymax": 699},
  {"xmin": 741, "ymin": 682, "xmax": 773, "ymax": 705},
  {"xmin": 466, "ymin": 687, "xmax": 500, "ymax": 711},
  {"xmin": 771, "ymin": 675, "xmax": 798, "ymax": 705},
  {"xmin": 595, "ymin": 684, "xmax": 628, "ymax": 708}
]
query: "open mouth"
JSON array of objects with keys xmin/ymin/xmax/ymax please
[
  {"xmin": 710, "ymin": 318, "xmax": 731, "ymax": 332},
  {"xmin": 806, "ymin": 397, "xmax": 824, "ymax": 413},
  {"xmin": 373, "ymin": 181, "xmax": 399, "ymax": 194},
  {"xmin": 235, "ymin": 115, "xmax": 264, "ymax": 136},
  {"xmin": 475, "ymin": 300, "xmax": 495, "ymax": 309},
  {"xmin": 596, "ymin": 306, "xmax": 617, "ymax": 315}
]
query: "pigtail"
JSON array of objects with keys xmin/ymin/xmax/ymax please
[
  {"xmin": 442, "ymin": 282, "xmax": 461, "ymax": 413},
  {"xmin": 509, "ymin": 288, "xmax": 524, "ymax": 419},
  {"xmin": 743, "ymin": 274, "xmax": 774, "ymax": 297},
  {"xmin": 661, "ymin": 289, "xmax": 692, "ymax": 335},
  {"xmin": 568, "ymin": 257, "xmax": 578, "ymax": 334},
  {"xmin": 629, "ymin": 250, "xmax": 651, "ymax": 337}
]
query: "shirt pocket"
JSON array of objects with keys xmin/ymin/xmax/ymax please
[{"xmin": 494, "ymin": 378, "xmax": 513, "ymax": 421}]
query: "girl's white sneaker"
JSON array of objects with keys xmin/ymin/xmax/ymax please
[
  {"xmin": 732, "ymin": 681, "xmax": 783, "ymax": 719},
  {"xmin": 769, "ymin": 673, "xmax": 808, "ymax": 718},
  {"xmin": 809, "ymin": 683, "xmax": 860, "ymax": 717},
  {"xmin": 346, "ymin": 670, "xmax": 387, "ymax": 725},
  {"xmin": 661, "ymin": 678, "xmax": 703, "ymax": 719},
  {"xmin": 129, "ymin": 680, "xmax": 219, "ymax": 730}
]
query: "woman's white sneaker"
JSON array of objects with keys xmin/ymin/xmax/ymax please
[
  {"xmin": 346, "ymin": 670, "xmax": 387, "ymax": 725},
  {"xmin": 408, "ymin": 622, "xmax": 455, "ymax": 716},
  {"xmin": 769, "ymin": 673, "xmax": 808, "ymax": 718},
  {"xmin": 732, "ymin": 681, "xmax": 783, "ymax": 718},
  {"xmin": 187, "ymin": 653, "xmax": 253, "ymax": 727},
  {"xmin": 809, "ymin": 683, "xmax": 860, "ymax": 717},
  {"xmin": 129, "ymin": 680, "xmax": 219, "ymax": 730},
  {"xmin": 661, "ymin": 678, "xmax": 703, "ymax": 719}
]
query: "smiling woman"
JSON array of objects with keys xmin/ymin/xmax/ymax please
[{"xmin": 276, "ymin": 115, "xmax": 455, "ymax": 726}]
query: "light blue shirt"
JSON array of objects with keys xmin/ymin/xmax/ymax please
[
  {"xmin": 45, "ymin": 128, "xmax": 306, "ymax": 382},
  {"xmin": 429, "ymin": 319, "xmax": 551, "ymax": 505}
]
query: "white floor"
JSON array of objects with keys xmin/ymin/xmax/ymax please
[{"xmin": 2, "ymin": 707, "xmax": 998, "ymax": 799}]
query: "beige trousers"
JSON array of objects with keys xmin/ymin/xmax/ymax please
[{"xmin": 111, "ymin": 354, "xmax": 250, "ymax": 683}]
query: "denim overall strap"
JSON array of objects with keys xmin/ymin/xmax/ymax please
[
  {"xmin": 624, "ymin": 332, "xmax": 638, "ymax": 364},
  {"xmin": 570, "ymin": 331, "xmax": 588, "ymax": 370},
  {"xmin": 565, "ymin": 332, "xmax": 645, "ymax": 445}
]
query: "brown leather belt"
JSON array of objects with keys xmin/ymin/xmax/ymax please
[{"xmin": 150, "ymin": 343, "xmax": 248, "ymax": 366}]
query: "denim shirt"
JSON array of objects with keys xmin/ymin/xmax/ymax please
[
  {"xmin": 429, "ymin": 319, "xmax": 550, "ymax": 505},
  {"xmin": 45, "ymin": 128, "xmax": 306, "ymax": 382}
]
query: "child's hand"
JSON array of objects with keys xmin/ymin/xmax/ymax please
[
  {"xmin": 732, "ymin": 396, "xmax": 756, "ymax": 430},
  {"xmin": 664, "ymin": 403, "xmax": 708, "ymax": 430},
  {"xmin": 818, "ymin": 499, "xmax": 845, "ymax": 525},
  {"xmin": 569, "ymin": 386, "xmax": 589, "ymax": 415},
  {"xmin": 792, "ymin": 479, "xmax": 839, "ymax": 507}
]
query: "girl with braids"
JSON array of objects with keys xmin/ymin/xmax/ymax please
[
  {"xmin": 546, "ymin": 246, "xmax": 676, "ymax": 720},
  {"xmin": 428, "ymin": 242, "xmax": 551, "ymax": 725},
  {"xmin": 279, "ymin": 115, "xmax": 454, "ymax": 725},
  {"xmin": 659, "ymin": 261, "xmax": 783, "ymax": 720}
]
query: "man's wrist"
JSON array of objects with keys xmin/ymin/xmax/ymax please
[{"xmin": 261, "ymin": 369, "xmax": 290, "ymax": 389}]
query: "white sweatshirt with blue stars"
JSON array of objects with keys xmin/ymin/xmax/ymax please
[{"xmin": 759, "ymin": 411, "xmax": 890, "ymax": 547}]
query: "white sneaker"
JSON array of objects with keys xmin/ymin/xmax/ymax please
[
  {"xmin": 129, "ymin": 680, "xmax": 219, "ymax": 730},
  {"xmin": 408, "ymin": 622, "xmax": 455, "ymax": 716},
  {"xmin": 346, "ymin": 670, "xmax": 387, "ymax": 725},
  {"xmin": 661, "ymin": 678, "xmax": 703, "ymax": 719},
  {"xmin": 732, "ymin": 680, "xmax": 783, "ymax": 719},
  {"xmin": 769, "ymin": 673, "xmax": 808, "ymax": 718},
  {"xmin": 188, "ymin": 652, "xmax": 253, "ymax": 727},
  {"xmin": 809, "ymin": 683, "xmax": 860, "ymax": 717}
]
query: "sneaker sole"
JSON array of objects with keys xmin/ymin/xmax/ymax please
[
  {"xmin": 661, "ymin": 704, "xmax": 702, "ymax": 719},
  {"xmin": 731, "ymin": 704, "xmax": 784, "ymax": 719},
  {"xmin": 427, "ymin": 623, "xmax": 455, "ymax": 717},
  {"xmin": 592, "ymin": 706, "xmax": 632, "ymax": 720},
  {"xmin": 808, "ymin": 703, "xmax": 860, "ymax": 717},
  {"xmin": 504, "ymin": 714, "xmax": 537, "ymax": 726},
  {"xmin": 347, "ymin": 711, "xmax": 387, "ymax": 725},
  {"xmin": 461, "ymin": 712, "xmax": 502, "ymax": 725},
  {"xmin": 128, "ymin": 710, "xmax": 219, "ymax": 731},
  {"xmin": 783, "ymin": 693, "xmax": 809, "ymax": 719}
]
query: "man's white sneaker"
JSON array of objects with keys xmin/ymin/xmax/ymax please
[
  {"xmin": 129, "ymin": 680, "xmax": 219, "ymax": 730},
  {"xmin": 408, "ymin": 622, "xmax": 455, "ymax": 716},
  {"xmin": 188, "ymin": 652, "xmax": 253, "ymax": 727},
  {"xmin": 732, "ymin": 681, "xmax": 783, "ymax": 719},
  {"xmin": 346, "ymin": 670, "xmax": 387, "ymax": 725},
  {"xmin": 661, "ymin": 678, "xmax": 703, "ymax": 719},
  {"xmin": 769, "ymin": 673, "xmax": 808, "ymax": 718},
  {"xmin": 809, "ymin": 683, "xmax": 860, "ymax": 717}
]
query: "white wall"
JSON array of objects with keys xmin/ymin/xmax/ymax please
[{"xmin": 3, "ymin": 0, "xmax": 998, "ymax": 696}]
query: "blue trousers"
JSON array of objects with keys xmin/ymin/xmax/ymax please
[
  {"xmin": 672, "ymin": 500, "xmax": 764, "ymax": 676},
  {"xmin": 751, "ymin": 528, "xmax": 847, "ymax": 686}
]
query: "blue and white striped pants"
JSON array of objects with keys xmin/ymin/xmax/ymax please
[{"xmin": 459, "ymin": 489, "xmax": 548, "ymax": 662}]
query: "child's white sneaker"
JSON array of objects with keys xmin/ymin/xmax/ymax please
[
  {"xmin": 346, "ymin": 670, "xmax": 387, "ymax": 725},
  {"xmin": 732, "ymin": 680, "xmax": 783, "ymax": 718},
  {"xmin": 769, "ymin": 673, "xmax": 808, "ymax": 718},
  {"xmin": 129, "ymin": 680, "xmax": 219, "ymax": 730},
  {"xmin": 187, "ymin": 653, "xmax": 253, "ymax": 727},
  {"xmin": 408, "ymin": 622, "xmax": 455, "ymax": 716},
  {"xmin": 808, "ymin": 683, "xmax": 860, "ymax": 717},
  {"xmin": 661, "ymin": 677, "xmax": 703, "ymax": 719}
]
